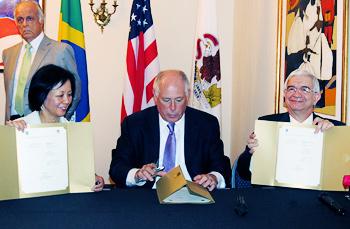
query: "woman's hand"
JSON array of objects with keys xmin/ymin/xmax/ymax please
[{"xmin": 6, "ymin": 119, "xmax": 28, "ymax": 132}]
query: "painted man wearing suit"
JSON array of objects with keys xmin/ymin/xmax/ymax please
[
  {"xmin": 2, "ymin": 0, "xmax": 80, "ymax": 121},
  {"xmin": 236, "ymin": 69, "xmax": 345, "ymax": 182},
  {"xmin": 109, "ymin": 70, "xmax": 229, "ymax": 191}
]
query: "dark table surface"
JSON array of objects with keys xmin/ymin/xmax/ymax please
[{"xmin": 0, "ymin": 187, "xmax": 349, "ymax": 229}]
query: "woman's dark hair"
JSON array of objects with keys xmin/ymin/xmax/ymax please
[{"xmin": 28, "ymin": 64, "xmax": 76, "ymax": 111}]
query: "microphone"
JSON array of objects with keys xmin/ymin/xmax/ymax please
[
  {"xmin": 318, "ymin": 192, "xmax": 345, "ymax": 216},
  {"xmin": 234, "ymin": 195, "xmax": 248, "ymax": 216}
]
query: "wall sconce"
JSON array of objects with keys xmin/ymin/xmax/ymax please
[{"xmin": 89, "ymin": 0, "xmax": 118, "ymax": 33}]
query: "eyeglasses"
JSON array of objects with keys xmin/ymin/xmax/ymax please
[{"xmin": 286, "ymin": 86, "xmax": 314, "ymax": 94}]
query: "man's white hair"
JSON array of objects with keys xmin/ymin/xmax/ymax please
[
  {"xmin": 153, "ymin": 70, "xmax": 190, "ymax": 97},
  {"xmin": 284, "ymin": 68, "xmax": 320, "ymax": 93},
  {"xmin": 14, "ymin": 0, "xmax": 45, "ymax": 23}
]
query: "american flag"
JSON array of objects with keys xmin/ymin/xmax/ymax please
[{"xmin": 121, "ymin": 0, "xmax": 160, "ymax": 122}]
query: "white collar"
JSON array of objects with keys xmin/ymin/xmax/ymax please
[
  {"xmin": 159, "ymin": 113, "xmax": 185, "ymax": 127},
  {"xmin": 289, "ymin": 113, "xmax": 313, "ymax": 125},
  {"xmin": 23, "ymin": 32, "xmax": 44, "ymax": 50}
]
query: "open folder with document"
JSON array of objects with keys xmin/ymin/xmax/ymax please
[
  {"xmin": 0, "ymin": 123, "xmax": 95, "ymax": 201},
  {"xmin": 156, "ymin": 166, "xmax": 214, "ymax": 204},
  {"xmin": 251, "ymin": 120, "xmax": 350, "ymax": 191}
]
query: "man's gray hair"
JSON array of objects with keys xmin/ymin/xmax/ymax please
[
  {"xmin": 284, "ymin": 69, "xmax": 320, "ymax": 93},
  {"xmin": 14, "ymin": 0, "xmax": 45, "ymax": 23},
  {"xmin": 153, "ymin": 70, "xmax": 190, "ymax": 97}
]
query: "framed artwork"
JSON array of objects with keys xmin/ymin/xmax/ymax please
[
  {"xmin": 0, "ymin": 0, "xmax": 45, "ymax": 72},
  {"xmin": 275, "ymin": 0, "xmax": 348, "ymax": 122}
]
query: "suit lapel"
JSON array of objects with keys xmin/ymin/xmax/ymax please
[
  {"xmin": 28, "ymin": 36, "xmax": 51, "ymax": 80},
  {"xmin": 145, "ymin": 107, "xmax": 160, "ymax": 162},
  {"xmin": 5, "ymin": 43, "xmax": 22, "ymax": 88},
  {"xmin": 6, "ymin": 43, "xmax": 22, "ymax": 83},
  {"xmin": 4, "ymin": 43, "xmax": 22, "ymax": 119},
  {"xmin": 280, "ymin": 112, "xmax": 291, "ymax": 122},
  {"xmin": 184, "ymin": 108, "xmax": 197, "ymax": 170},
  {"xmin": 312, "ymin": 113, "xmax": 319, "ymax": 121}
]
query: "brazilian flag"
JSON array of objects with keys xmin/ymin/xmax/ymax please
[{"xmin": 59, "ymin": 0, "xmax": 90, "ymax": 122}]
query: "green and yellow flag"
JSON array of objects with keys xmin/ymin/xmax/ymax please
[{"xmin": 59, "ymin": 0, "xmax": 90, "ymax": 122}]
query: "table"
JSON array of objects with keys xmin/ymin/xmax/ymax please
[{"xmin": 0, "ymin": 187, "xmax": 349, "ymax": 229}]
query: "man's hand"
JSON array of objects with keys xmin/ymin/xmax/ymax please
[
  {"xmin": 313, "ymin": 117, "xmax": 334, "ymax": 133},
  {"xmin": 247, "ymin": 132, "xmax": 258, "ymax": 154},
  {"xmin": 6, "ymin": 119, "xmax": 27, "ymax": 132},
  {"xmin": 193, "ymin": 174, "xmax": 218, "ymax": 191},
  {"xmin": 134, "ymin": 163, "xmax": 165, "ymax": 182},
  {"xmin": 93, "ymin": 175, "xmax": 105, "ymax": 192}
]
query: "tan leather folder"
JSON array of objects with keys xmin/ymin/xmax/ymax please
[
  {"xmin": 0, "ymin": 123, "xmax": 95, "ymax": 201},
  {"xmin": 251, "ymin": 120, "xmax": 350, "ymax": 191},
  {"xmin": 156, "ymin": 166, "xmax": 214, "ymax": 204}
]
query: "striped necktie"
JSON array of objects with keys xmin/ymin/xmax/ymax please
[
  {"xmin": 163, "ymin": 122, "xmax": 176, "ymax": 172},
  {"xmin": 15, "ymin": 43, "xmax": 32, "ymax": 115}
]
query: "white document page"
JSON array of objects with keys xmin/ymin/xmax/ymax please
[
  {"xmin": 163, "ymin": 187, "xmax": 210, "ymax": 203},
  {"xmin": 275, "ymin": 125, "xmax": 323, "ymax": 187},
  {"xmin": 16, "ymin": 127, "xmax": 69, "ymax": 193}
]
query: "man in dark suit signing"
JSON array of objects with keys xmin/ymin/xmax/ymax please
[
  {"xmin": 2, "ymin": 0, "xmax": 80, "ymax": 121},
  {"xmin": 237, "ymin": 69, "xmax": 345, "ymax": 182},
  {"xmin": 109, "ymin": 70, "xmax": 228, "ymax": 191}
]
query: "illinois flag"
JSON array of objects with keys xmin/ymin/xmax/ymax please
[
  {"xmin": 121, "ymin": 0, "xmax": 160, "ymax": 122},
  {"xmin": 59, "ymin": 0, "xmax": 90, "ymax": 122},
  {"xmin": 192, "ymin": 0, "xmax": 221, "ymax": 125}
]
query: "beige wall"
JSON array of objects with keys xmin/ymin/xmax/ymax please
[{"xmin": 231, "ymin": 0, "xmax": 279, "ymax": 157}]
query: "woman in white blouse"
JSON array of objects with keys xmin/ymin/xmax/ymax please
[{"xmin": 7, "ymin": 64, "xmax": 104, "ymax": 192}]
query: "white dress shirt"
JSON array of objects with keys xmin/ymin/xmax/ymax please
[
  {"xmin": 289, "ymin": 113, "xmax": 313, "ymax": 125},
  {"xmin": 19, "ymin": 111, "xmax": 68, "ymax": 125}
]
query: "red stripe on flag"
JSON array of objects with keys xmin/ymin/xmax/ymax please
[
  {"xmin": 132, "ymin": 32, "xmax": 145, "ymax": 113},
  {"xmin": 146, "ymin": 77, "xmax": 155, "ymax": 103},
  {"xmin": 144, "ymin": 40, "xmax": 158, "ymax": 67},
  {"xmin": 126, "ymin": 40, "xmax": 137, "ymax": 89},
  {"xmin": 120, "ymin": 97, "xmax": 127, "ymax": 123},
  {"xmin": 0, "ymin": 18, "xmax": 18, "ymax": 38}
]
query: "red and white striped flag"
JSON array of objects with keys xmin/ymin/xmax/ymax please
[
  {"xmin": 121, "ymin": 0, "xmax": 160, "ymax": 122},
  {"xmin": 191, "ymin": 0, "xmax": 222, "ymax": 125}
]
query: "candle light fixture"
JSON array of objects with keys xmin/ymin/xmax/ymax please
[{"xmin": 89, "ymin": 0, "xmax": 118, "ymax": 33}]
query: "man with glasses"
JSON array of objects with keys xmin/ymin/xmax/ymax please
[
  {"xmin": 2, "ymin": 0, "xmax": 80, "ymax": 122},
  {"xmin": 109, "ymin": 70, "xmax": 230, "ymax": 191},
  {"xmin": 236, "ymin": 69, "xmax": 345, "ymax": 183}
]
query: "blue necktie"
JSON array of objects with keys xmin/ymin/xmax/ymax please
[{"xmin": 163, "ymin": 122, "xmax": 176, "ymax": 172}]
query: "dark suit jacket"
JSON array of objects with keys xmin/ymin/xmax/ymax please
[
  {"xmin": 236, "ymin": 112, "xmax": 345, "ymax": 181},
  {"xmin": 109, "ymin": 106, "xmax": 230, "ymax": 188},
  {"xmin": 2, "ymin": 35, "xmax": 81, "ymax": 121}
]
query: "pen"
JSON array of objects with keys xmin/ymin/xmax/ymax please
[
  {"xmin": 154, "ymin": 165, "xmax": 165, "ymax": 173},
  {"xmin": 136, "ymin": 165, "xmax": 165, "ymax": 182},
  {"xmin": 318, "ymin": 192, "xmax": 345, "ymax": 216}
]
